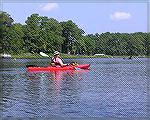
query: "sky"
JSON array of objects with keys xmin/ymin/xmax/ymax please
[{"xmin": 1, "ymin": 1, "xmax": 148, "ymax": 34}]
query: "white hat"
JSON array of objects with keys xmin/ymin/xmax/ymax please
[{"xmin": 54, "ymin": 51, "xmax": 60, "ymax": 55}]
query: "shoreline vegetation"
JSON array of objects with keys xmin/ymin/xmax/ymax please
[
  {"xmin": 1, "ymin": 53, "xmax": 149, "ymax": 59},
  {"xmin": 1, "ymin": 12, "xmax": 150, "ymax": 58},
  {"xmin": 11, "ymin": 53, "xmax": 113, "ymax": 59}
]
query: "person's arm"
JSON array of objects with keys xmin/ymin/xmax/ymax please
[
  {"xmin": 58, "ymin": 58, "xmax": 68, "ymax": 67},
  {"xmin": 51, "ymin": 57, "xmax": 56, "ymax": 66}
]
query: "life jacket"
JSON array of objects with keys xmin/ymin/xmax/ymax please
[{"xmin": 51, "ymin": 57, "xmax": 62, "ymax": 66}]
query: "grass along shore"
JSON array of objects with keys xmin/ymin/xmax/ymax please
[
  {"xmin": 11, "ymin": 52, "xmax": 112, "ymax": 59},
  {"xmin": 2, "ymin": 52, "xmax": 149, "ymax": 59}
]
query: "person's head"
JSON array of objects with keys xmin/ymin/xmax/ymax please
[{"xmin": 54, "ymin": 51, "xmax": 60, "ymax": 57}]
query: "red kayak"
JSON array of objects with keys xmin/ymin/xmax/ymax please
[{"xmin": 27, "ymin": 64, "xmax": 90, "ymax": 71}]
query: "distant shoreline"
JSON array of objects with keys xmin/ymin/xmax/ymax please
[
  {"xmin": 1, "ymin": 53, "xmax": 149, "ymax": 59},
  {"xmin": 11, "ymin": 53, "xmax": 112, "ymax": 59}
]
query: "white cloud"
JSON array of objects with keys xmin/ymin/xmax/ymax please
[
  {"xmin": 40, "ymin": 3, "xmax": 58, "ymax": 12},
  {"xmin": 110, "ymin": 11, "xmax": 131, "ymax": 21}
]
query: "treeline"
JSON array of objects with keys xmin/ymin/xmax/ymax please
[{"xmin": 0, "ymin": 11, "xmax": 149, "ymax": 56}]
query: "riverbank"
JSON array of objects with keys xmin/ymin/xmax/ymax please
[
  {"xmin": 1, "ymin": 52, "xmax": 149, "ymax": 59},
  {"xmin": 10, "ymin": 53, "xmax": 112, "ymax": 59}
]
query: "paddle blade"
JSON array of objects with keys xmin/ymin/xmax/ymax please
[
  {"xmin": 40, "ymin": 52, "xmax": 49, "ymax": 57},
  {"xmin": 26, "ymin": 65, "xmax": 38, "ymax": 68}
]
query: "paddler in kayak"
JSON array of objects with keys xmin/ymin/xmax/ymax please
[{"xmin": 51, "ymin": 51, "xmax": 68, "ymax": 67}]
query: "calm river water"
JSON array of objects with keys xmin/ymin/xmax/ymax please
[{"xmin": 1, "ymin": 58, "xmax": 150, "ymax": 119}]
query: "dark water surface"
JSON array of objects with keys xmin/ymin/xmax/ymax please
[{"xmin": 1, "ymin": 58, "xmax": 150, "ymax": 119}]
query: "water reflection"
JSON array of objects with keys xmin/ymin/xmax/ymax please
[
  {"xmin": 27, "ymin": 70, "xmax": 89, "ymax": 94},
  {"xmin": 24, "ymin": 70, "xmax": 90, "ymax": 117}
]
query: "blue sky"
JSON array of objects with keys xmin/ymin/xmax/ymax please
[{"xmin": 2, "ymin": 2, "xmax": 148, "ymax": 34}]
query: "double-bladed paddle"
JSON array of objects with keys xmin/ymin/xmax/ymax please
[{"xmin": 26, "ymin": 52, "xmax": 50, "ymax": 68}]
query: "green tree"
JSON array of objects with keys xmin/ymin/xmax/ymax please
[
  {"xmin": 24, "ymin": 13, "xmax": 41, "ymax": 53},
  {"xmin": 127, "ymin": 33, "xmax": 146, "ymax": 56},
  {"xmin": 110, "ymin": 33, "xmax": 128, "ymax": 56},
  {"xmin": 0, "ymin": 11, "xmax": 14, "ymax": 53},
  {"xmin": 82, "ymin": 35, "xmax": 96, "ymax": 55},
  {"xmin": 144, "ymin": 33, "xmax": 150, "ymax": 56},
  {"xmin": 99, "ymin": 32, "xmax": 114, "ymax": 55},
  {"xmin": 5, "ymin": 23, "xmax": 24, "ymax": 54},
  {"xmin": 40, "ymin": 17, "xmax": 64, "ymax": 53},
  {"xmin": 60, "ymin": 20, "xmax": 84, "ymax": 54}
]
